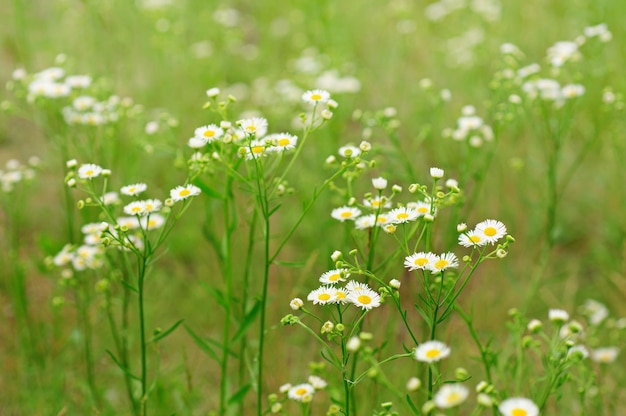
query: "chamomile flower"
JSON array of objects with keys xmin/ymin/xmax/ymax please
[
  {"xmin": 170, "ymin": 184, "xmax": 201, "ymax": 202},
  {"xmin": 334, "ymin": 287, "xmax": 349, "ymax": 304},
  {"xmin": 364, "ymin": 196, "xmax": 392, "ymax": 210},
  {"xmin": 266, "ymin": 133, "xmax": 298, "ymax": 152},
  {"xmin": 116, "ymin": 216, "xmax": 141, "ymax": 230},
  {"xmin": 474, "ymin": 219, "xmax": 507, "ymax": 244},
  {"xmin": 194, "ymin": 124, "xmax": 223, "ymax": 143},
  {"xmin": 415, "ymin": 340, "xmax": 451, "ymax": 363},
  {"xmin": 404, "ymin": 252, "xmax": 437, "ymax": 271},
  {"xmin": 143, "ymin": 199, "xmax": 162, "ymax": 213},
  {"xmin": 407, "ymin": 200, "xmax": 433, "ymax": 217},
  {"xmin": 302, "ymin": 89, "xmax": 330, "ymax": 105},
  {"xmin": 78, "ymin": 163, "xmax": 103, "ymax": 179},
  {"xmin": 241, "ymin": 140, "xmax": 268, "ymax": 160},
  {"xmin": 355, "ymin": 214, "xmax": 376, "ymax": 229},
  {"xmin": 338, "ymin": 145, "xmax": 361, "ymax": 158},
  {"xmin": 388, "ymin": 207, "xmax": 419, "ymax": 224},
  {"xmin": 498, "ymin": 397, "xmax": 539, "ymax": 416},
  {"xmin": 433, "ymin": 384, "xmax": 469, "ymax": 408},
  {"xmin": 345, "ymin": 280, "xmax": 370, "ymax": 292},
  {"xmin": 121, "ymin": 183, "xmax": 147, "ymax": 196},
  {"xmin": 308, "ymin": 375, "xmax": 327, "ymax": 390},
  {"xmin": 591, "ymin": 347, "xmax": 619, "ymax": 363},
  {"xmin": 124, "ymin": 201, "xmax": 146, "ymax": 216},
  {"xmin": 288, "ymin": 383, "xmax": 315, "ymax": 402},
  {"xmin": 238, "ymin": 117, "xmax": 268, "ymax": 138},
  {"xmin": 458, "ymin": 230, "xmax": 486, "ymax": 247},
  {"xmin": 331, "ymin": 206, "xmax": 361, "ymax": 222},
  {"xmin": 140, "ymin": 214, "xmax": 165, "ymax": 230},
  {"xmin": 319, "ymin": 269, "xmax": 348, "ymax": 284},
  {"xmin": 307, "ymin": 286, "xmax": 337, "ymax": 305},
  {"xmin": 347, "ymin": 287, "xmax": 381, "ymax": 310},
  {"xmin": 428, "ymin": 252, "xmax": 459, "ymax": 273}
]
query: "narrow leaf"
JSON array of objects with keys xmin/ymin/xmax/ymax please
[
  {"xmin": 184, "ymin": 325, "xmax": 220, "ymax": 363},
  {"xmin": 120, "ymin": 279, "xmax": 139, "ymax": 293},
  {"xmin": 273, "ymin": 260, "xmax": 306, "ymax": 268},
  {"xmin": 193, "ymin": 178, "xmax": 224, "ymax": 199},
  {"xmin": 227, "ymin": 384, "xmax": 251, "ymax": 405},
  {"xmin": 231, "ymin": 300, "xmax": 261, "ymax": 343},
  {"xmin": 106, "ymin": 350, "xmax": 140, "ymax": 381},
  {"xmin": 149, "ymin": 319, "xmax": 184, "ymax": 344}
]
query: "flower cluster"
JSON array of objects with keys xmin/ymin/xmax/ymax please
[
  {"xmin": 307, "ymin": 279, "xmax": 381, "ymax": 311},
  {"xmin": 0, "ymin": 157, "xmax": 38, "ymax": 193}
]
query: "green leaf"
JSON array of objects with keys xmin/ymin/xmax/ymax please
[
  {"xmin": 106, "ymin": 350, "xmax": 140, "ymax": 381},
  {"xmin": 231, "ymin": 300, "xmax": 261, "ymax": 343},
  {"xmin": 193, "ymin": 178, "xmax": 224, "ymax": 200},
  {"xmin": 273, "ymin": 260, "xmax": 306, "ymax": 268},
  {"xmin": 405, "ymin": 394, "xmax": 420, "ymax": 415},
  {"xmin": 149, "ymin": 319, "xmax": 184, "ymax": 344},
  {"xmin": 184, "ymin": 325, "xmax": 220, "ymax": 363},
  {"xmin": 120, "ymin": 279, "xmax": 139, "ymax": 293},
  {"xmin": 227, "ymin": 383, "xmax": 251, "ymax": 405},
  {"xmin": 200, "ymin": 281, "xmax": 227, "ymax": 309},
  {"xmin": 267, "ymin": 203, "xmax": 282, "ymax": 216}
]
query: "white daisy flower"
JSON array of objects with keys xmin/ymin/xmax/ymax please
[
  {"xmin": 266, "ymin": 133, "xmax": 298, "ymax": 152},
  {"xmin": 458, "ymin": 231, "xmax": 486, "ymax": 247},
  {"xmin": 307, "ymin": 286, "xmax": 337, "ymax": 305},
  {"xmin": 345, "ymin": 280, "xmax": 370, "ymax": 292},
  {"xmin": 188, "ymin": 137, "xmax": 207, "ymax": 148},
  {"xmin": 591, "ymin": 347, "xmax": 619, "ymax": 363},
  {"xmin": 302, "ymin": 89, "xmax": 330, "ymax": 105},
  {"xmin": 124, "ymin": 201, "xmax": 146, "ymax": 216},
  {"xmin": 415, "ymin": 340, "xmax": 451, "ymax": 363},
  {"xmin": 374, "ymin": 213, "xmax": 391, "ymax": 227},
  {"xmin": 241, "ymin": 140, "xmax": 268, "ymax": 160},
  {"xmin": 428, "ymin": 252, "xmax": 459, "ymax": 273},
  {"xmin": 338, "ymin": 145, "xmax": 361, "ymax": 158},
  {"xmin": 319, "ymin": 269, "xmax": 348, "ymax": 284},
  {"xmin": 77, "ymin": 163, "xmax": 103, "ymax": 179},
  {"xmin": 430, "ymin": 167, "xmax": 444, "ymax": 179},
  {"xmin": 289, "ymin": 298, "xmax": 304, "ymax": 310},
  {"xmin": 404, "ymin": 252, "xmax": 437, "ymax": 271},
  {"xmin": 194, "ymin": 124, "xmax": 224, "ymax": 143},
  {"xmin": 331, "ymin": 206, "xmax": 361, "ymax": 222},
  {"xmin": 116, "ymin": 216, "xmax": 141, "ymax": 230},
  {"xmin": 388, "ymin": 207, "xmax": 419, "ymax": 224},
  {"xmin": 549, "ymin": 308, "xmax": 569, "ymax": 324},
  {"xmin": 238, "ymin": 117, "xmax": 268, "ymax": 138},
  {"xmin": 407, "ymin": 200, "xmax": 433, "ymax": 217},
  {"xmin": 364, "ymin": 196, "xmax": 392, "ymax": 210},
  {"xmin": 433, "ymin": 384, "xmax": 469, "ymax": 409},
  {"xmin": 288, "ymin": 383, "xmax": 315, "ymax": 402},
  {"xmin": 498, "ymin": 397, "xmax": 539, "ymax": 416},
  {"xmin": 141, "ymin": 214, "xmax": 166, "ymax": 230},
  {"xmin": 474, "ymin": 219, "xmax": 507, "ymax": 244},
  {"xmin": 355, "ymin": 214, "xmax": 376, "ymax": 229},
  {"xmin": 308, "ymin": 375, "xmax": 327, "ymax": 390},
  {"xmin": 121, "ymin": 183, "xmax": 148, "ymax": 196},
  {"xmin": 143, "ymin": 199, "xmax": 162, "ymax": 214},
  {"xmin": 334, "ymin": 287, "xmax": 350, "ymax": 304},
  {"xmin": 372, "ymin": 177, "xmax": 388, "ymax": 190},
  {"xmin": 567, "ymin": 345, "xmax": 589, "ymax": 360},
  {"xmin": 170, "ymin": 184, "xmax": 201, "ymax": 202},
  {"xmin": 347, "ymin": 287, "xmax": 381, "ymax": 310}
]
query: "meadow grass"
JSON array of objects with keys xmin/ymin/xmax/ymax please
[{"xmin": 1, "ymin": 0, "xmax": 625, "ymax": 415}]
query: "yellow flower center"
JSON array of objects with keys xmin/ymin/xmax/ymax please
[
  {"xmin": 340, "ymin": 211, "xmax": 353, "ymax": 218},
  {"xmin": 251, "ymin": 146, "xmax": 264, "ymax": 154},
  {"xmin": 179, "ymin": 189, "xmax": 191, "ymax": 197},
  {"xmin": 397, "ymin": 213, "xmax": 409, "ymax": 219},
  {"xmin": 246, "ymin": 125, "xmax": 257, "ymax": 132},
  {"xmin": 311, "ymin": 93, "xmax": 322, "ymax": 101},
  {"xmin": 318, "ymin": 293, "xmax": 331, "ymax": 301},
  {"xmin": 86, "ymin": 170, "xmax": 94, "ymax": 176},
  {"xmin": 296, "ymin": 388, "xmax": 307, "ymax": 396},
  {"xmin": 336, "ymin": 291, "xmax": 346, "ymax": 299},
  {"xmin": 425, "ymin": 349, "xmax": 441, "ymax": 359},
  {"xmin": 484, "ymin": 226, "xmax": 497, "ymax": 237},
  {"xmin": 377, "ymin": 216, "xmax": 387, "ymax": 223},
  {"xmin": 372, "ymin": 200, "xmax": 381, "ymax": 207},
  {"xmin": 148, "ymin": 220, "xmax": 157, "ymax": 228},
  {"xmin": 357, "ymin": 295, "xmax": 372, "ymax": 305},
  {"xmin": 414, "ymin": 257, "xmax": 428, "ymax": 266},
  {"xmin": 328, "ymin": 273, "xmax": 340, "ymax": 281},
  {"xmin": 128, "ymin": 187, "xmax": 136, "ymax": 193},
  {"xmin": 417, "ymin": 207, "xmax": 428, "ymax": 213},
  {"xmin": 278, "ymin": 138, "xmax": 290, "ymax": 146},
  {"xmin": 511, "ymin": 409, "xmax": 527, "ymax": 416},
  {"xmin": 131, "ymin": 206, "xmax": 142, "ymax": 213},
  {"xmin": 203, "ymin": 130, "xmax": 215, "ymax": 137},
  {"xmin": 446, "ymin": 392, "xmax": 461, "ymax": 404},
  {"xmin": 470, "ymin": 235, "xmax": 481, "ymax": 242},
  {"xmin": 435, "ymin": 259, "xmax": 449, "ymax": 269}
]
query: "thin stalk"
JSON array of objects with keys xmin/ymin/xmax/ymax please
[
  {"xmin": 77, "ymin": 275, "xmax": 101, "ymax": 408},
  {"xmin": 137, "ymin": 255, "xmax": 149, "ymax": 415}
]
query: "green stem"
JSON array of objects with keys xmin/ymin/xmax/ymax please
[{"xmin": 138, "ymin": 255, "xmax": 149, "ymax": 415}]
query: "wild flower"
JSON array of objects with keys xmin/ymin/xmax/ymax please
[
  {"xmin": 331, "ymin": 206, "xmax": 361, "ymax": 222},
  {"xmin": 404, "ymin": 252, "xmax": 437, "ymax": 271},
  {"xmin": 170, "ymin": 184, "xmax": 201, "ymax": 202},
  {"xmin": 347, "ymin": 287, "xmax": 381, "ymax": 310},
  {"xmin": 121, "ymin": 183, "xmax": 148, "ymax": 196},
  {"xmin": 428, "ymin": 252, "xmax": 459, "ymax": 273},
  {"xmin": 433, "ymin": 384, "xmax": 469, "ymax": 408},
  {"xmin": 591, "ymin": 347, "xmax": 619, "ymax": 363},
  {"xmin": 307, "ymin": 286, "xmax": 338, "ymax": 305},
  {"xmin": 287, "ymin": 383, "xmax": 315, "ymax": 402},
  {"xmin": 474, "ymin": 219, "xmax": 507, "ymax": 244},
  {"xmin": 302, "ymin": 89, "xmax": 331, "ymax": 105},
  {"xmin": 498, "ymin": 397, "xmax": 539, "ymax": 416},
  {"xmin": 319, "ymin": 269, "xmax": 349, "ymax": 284},
  {"xmin": 77, "ymin": 164, "xmax": 104, "ymax": 179},
  {"xmin": 414, "ymin": 340, "xmax": 451, "ymax": 363}
]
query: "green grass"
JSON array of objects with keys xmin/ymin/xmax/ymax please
[{"xmin": 1, "ymin": 0, "xmax": 625, "ymax": 415}]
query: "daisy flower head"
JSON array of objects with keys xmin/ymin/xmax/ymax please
[
  {"xmin": 338, "ymin": 145, "xmax": 361, "ymax": 158},
  {"xmin": 194, "ymin": 124, "xmax": 224, "ymax": 143},
  {"xmin": 288, "ymin": 383, "xmax": 315, "ymax": 402},
  {"xmin": 388, "ymin": 207, "xmax": 419, "ymax": 224},
  {"xmin": 140, "ymin": 213, "xmax": 166, "ymax": 230},
  {"xmin": 407, "ymin": 200, "xmax": 434, "ymax": 217},
  {"xmin": 548, "ymin": 308, "xmax": 569, "ymax": 324},
  {"xmin": 116, "ymin": 216, "xmax": 141, "ymax": 230},
  {"xmin": 266, "ymin": 133, "xmax": 298, "ymax": 153},
  {"xmin": 121, "ymin": 183, "xmax": 147, "ymax": 196},
  {"xmin": 347, "ymin": 287, "xmax": 381, "ymax": 310},
  {"xmin": 302, "ymin": 89, "xmax": 330, "ymax": 105},
  {"xmin": 375, "ymin": 213, "xmax": 391, "ymax": 227},
  {"xmin": 307, "ymin": 286, "xmax": 337, "ymax": 305},
  {"xmin": 430, "ymin": 167, "xmax": 444, "ymax": 179},
  {"xmin": 355, "ymin": 214, "xmax": 376, "ymax": 229},
  {"xmin": 308, "ymin": 375, "xmax": 327, "ymax": 390},
  {"xmin": 474, "ymin": 219, "xmax": 507, "ymax": 244},
  {"xmin": 591, "ymin": 347, "xmax": 619, "ymax": 363},
  {"xmin": 78, "ymin": 163, "xmax": 103, "ymax": 179},
  {"xmin": 319, "ymin": 269, "xmax": 349, "ymax": 284},
  {"xmin": 498, "ymin": 397, "xmax": 539, "ymax": 416},
  {"xmin": 414, "ymin": 340, "xmax": 451, "ymax": 363},
  {"xmin": 334, "ymin": 287, "xmax": 349, "ymax": 304},
  {"xmin": 345, "ymin": 280, "xmax": 371, "ymax": 292},
  {"xmin": 331, "ymin": 206, "xmax": 361, "ymax": 222},
  {"xmin": 364, "ymin": 196, "xmax": 392, "ymax": 210},
  {"xmin": 428, "ymin": 252, "xmax": 459, "ymax": 273},
  {"xmin": 458, "ymin": 230, "xmax": 486, "ymax": 247},
  {"xmin": 238, "ymin": 117, "xmax": 268, "ymax": 138},
  {"xmin": 124, "ymin": 201, "xmax": 146, "ymax": 216},
  {"xmin": 241, "ymin": 140, "xmax": 268, "ymax": 160},
  {"xmin": 404, "ymin": 252, "xmax": 437, "ymax": 271},
  {"xmin": 433, "ymin": 384, "xmax": 469, "ymax": 409},
  {"xmin": 372, "ymin": 177, "xmax": 388, "ymax": 190},
  {"xmin": 170, "ymin": 184, "xmax": 201, "ymax": 202}
]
